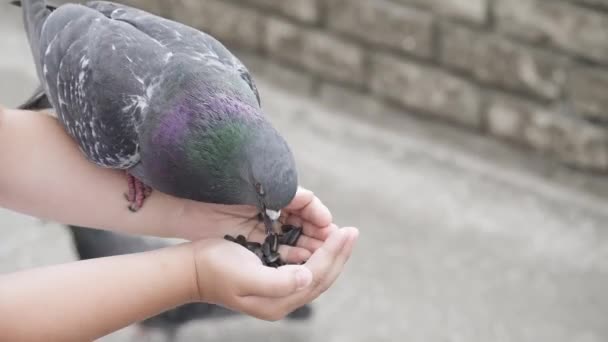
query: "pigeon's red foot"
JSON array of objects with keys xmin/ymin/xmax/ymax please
[{"xmin": 124, "ymin": 172, "xmax": 152, "ymax": 212}]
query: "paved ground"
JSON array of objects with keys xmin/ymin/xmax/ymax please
[{"xmin": 2, "ymin": 2, "xmax": 608, "ymax": 342}]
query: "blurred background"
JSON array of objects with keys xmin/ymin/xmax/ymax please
[{"xmin": 1, "ymin": 0, "xmax": 608, "ymax": 341}]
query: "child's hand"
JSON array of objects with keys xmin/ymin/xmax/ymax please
[
  {"xmin": 172, "ymin": 187, "xmax": 336, "ymax": 260},
  {"xmin": 189, "ymin": 226, "xmax": 358, "ymax": 321}
]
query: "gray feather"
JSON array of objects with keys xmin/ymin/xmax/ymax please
[
  {"xmin": 20, "ymin": 0, "xmax": 297, "ymax": 211},
  {"xmin": 24, "ymin": 0, "xmax": 260, "ymax": 170},
  {"xmin": 16, "ymin": 84, "xmax": 52, "ymax": 110},
  {"xmin": 20, "ymin": 0, "xmax": 53, "ymax": 81}
]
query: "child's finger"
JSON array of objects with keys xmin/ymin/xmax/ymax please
[
  {"xmin": 300, "ymin": 222, "xmax": 339, "ymax": 241},
  {"xmin": 278, "ymin": 245, "xmax": 312, "ymax": 264},
  {"xmin": 294, "ymin": 234, "xmax": 323, "ymax": 252},
  {"xmin": 298, "ymin": 197, "xmax": 332, "ymax": 227},
  {"xmin": 236, "ymin": 264, "xmax": 312, "ymax": 298},
  {"xmin": 245, "ymin": 228, "xmax": 356, "ymax": 315},
  {"xmin": 284, "ymin": 187, "xmax": 314, "ymax": 212}
]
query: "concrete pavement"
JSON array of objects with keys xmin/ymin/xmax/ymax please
[{"xmin": 1, "ymin": 2, "xmax": 607, "ymax": 341}]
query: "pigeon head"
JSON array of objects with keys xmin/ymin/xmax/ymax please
[
  {"xmin": 243, "ymin": 121, "xmax": 299, "ymax": 210},
  {"xmin": 139, "ymin": 92, "xmax": 298, "ymax": 213}
]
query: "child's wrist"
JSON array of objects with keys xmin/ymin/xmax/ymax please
[{"xmin": 156, "ymin": 242, "xmax": 202, "ymax": 305}]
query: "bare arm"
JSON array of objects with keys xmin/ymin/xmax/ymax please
[
  {"xmin": 0, "ymin": 228, "xmax": 358, "ymax": 341},
  {"xmin": 0, "ymin": 107, "xmax": 359, "ymax": 340},
  {"xmin": 0, "ymin": 106, "xmax": 206, "ymax": 238},
  {"xmin": 0, "ymin": 107, "xmax": 335, "ymax": 243},
  {"xmin": 0, "ymin": 243, "xmax": 196, "ymax": 341}
]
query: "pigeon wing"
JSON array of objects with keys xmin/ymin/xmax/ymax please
[
  {"xmin": 38, "ymin": 4, "xmax": 170, "ymax": 169},
  {"xmin": 87, "ymin": 1, "xmax": 261, "ymax": 106}
]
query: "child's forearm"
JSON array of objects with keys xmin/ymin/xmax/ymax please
[
  {"xmin": 0, "ymin": 107, "xmax": 194, "ymax": 238},
  {"xmin": 0, "ymin": 243, "xmax": 197, "ymax": 342}
]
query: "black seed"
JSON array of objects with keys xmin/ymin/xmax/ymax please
[
  {"xmin": 262, "ymin": 241, "xmax": 272, "ymax": 257},
  {"xmin": 254, "ymin": 248, "xmax": 264, "ymax": 260},
  {"xmin": 246, "ymin": 242, "xmax": 262, "ymax": 250},
  {"xmin": 270, "ymin": 234, "xmax": 279, "ymax": 252},
  {"xmin": 264, "ymin": 234, "xmax": 274, "ymax": 246},
  {"xmin": 236, "ymin": 235, "xmax": 247, "ymax": 245},
  {"xmin": 281, "ymin": 224, "xmax": 297, "ymax": 233},
  {"xmin": 279, "ymin": 233, "xmax": 290, "ymax": 245},
  {"xmin": 224, "ymin": 235, "xmax": 236, "ymax": 243},
  {"xmin": 282, "ymin": 230, "xmax": 295, "ymax": 246},
  {"xmin": 267, "ymin": 252, "xmax": 281, "ymax": 264},
  {"xmin": 287, "ymin": 227, "xmax": 303, "ymax": 246}
]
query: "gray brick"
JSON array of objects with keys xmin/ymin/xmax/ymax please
[
  {"xmin": 318, "ymin": 83, "xmax": 386, "ymax": 119},
  {"xmin": 495, "ymin": 0, "xmax": 608, "ymax": 64},
  {"xmin": 265, "ymin": 18, "xmax": 365, "ymax": 87},
  {"xmin": 524, "ymin": 109, "xmax": 555, "ymax": 153},
  {"xmin": 241, "ymin": 0, "xmax": 319, "ymax": 23},
  {"xmin": 573, "ymin": 0, "xmax": 608, "ymax": 11},
  {"xmin": 486, "ymin": 95, "xmax": 531, "ymax": 141},
  {"xmin": 370, "ymin": 54, "xmax": 481, "ymax": 128},
  {"xmin": 489, "ymin": 96, "xmax": 608, "ymax": 170},
  {"xmin": 526, "ymin": 108, "xmax": 608, "ymax": 170},
  {"xmin": 327, "ymin": 0, "xmax": 433, "ymax": 58},
  {"xmin": 570, "ymin": 127, "xmax": 608, "ymax": 171},
  {"xmin": 171, "ymin": 0, "xmax": 264, "ymax": 50},
  {"xmin": 395, "ymin": 0, "xmax": 487, "ymax": 24},
  {"xmin": 567, "ymin": 66, "xmax": 608, "ymax": 122},
  {"xmin": 440, "ymin": 24, "xmax": 566, "ymax": 100}
]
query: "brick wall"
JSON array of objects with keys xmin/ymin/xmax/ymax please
[{"xmin": 117, "ymin": 0, "xmax": 608, "ymax": 171}]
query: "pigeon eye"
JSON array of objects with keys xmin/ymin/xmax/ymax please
[{"xmin": 255, "ymin": 183, "xmax": 265, "ymax": 196}]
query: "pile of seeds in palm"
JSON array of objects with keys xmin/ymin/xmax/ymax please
[{"xmin": 224, "ymin": 224, "xmax": 303, "ymax": 267}]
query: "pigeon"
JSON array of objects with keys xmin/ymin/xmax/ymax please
[
  {"xmin": 67, "ymin": 225, "xmax": 313, "ymax": 341},
  {"xmin": 17, "ymin": 0, "xmax": 297, "ymax": 235},
  {"xmin": 15, "ymin": 84, "xmax": 52, "ymax": 110}
]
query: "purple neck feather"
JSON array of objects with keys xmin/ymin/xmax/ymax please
[{"xmin": 153, "ymin": 94, "xmax": 263, "ymax": 147}]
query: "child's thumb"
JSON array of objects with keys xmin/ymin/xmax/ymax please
[{"xmin": 238, "ymin": 264, "xmax": 313, "ymax": 298}]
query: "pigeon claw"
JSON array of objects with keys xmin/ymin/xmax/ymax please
[{"xmin": 125, "ymin": 172, "xmax": 152, "ymax": 212}]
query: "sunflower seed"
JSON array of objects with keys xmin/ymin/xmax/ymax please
[
  {"xmin": 266, "ymin": 252, "xmax": 281, "ymax": 264},
  {"xmin": 264, "ymin": 234, "xmax": 279, "ymax": 253},
  {"xmin": 224, "ymin": 227, "xmax": 303, "ymax": 268},
  {"xmin": 286, "ymin": 227, "xmax": 303, "ymax": 246},
  {"xmin": 254, "ymin": 248, "xmax": 264, "ymax": 260},
  {"xmin": 271, "ymin": 234, "xmax": 279, "ymax": 252},
  {"xmin": 281, "ymin": 224, "xmax": 297, "ymax": 233},
  {"xmin": 262, "ymin": 240, "xmax": 272, "ymax": 257},
  {"xmin": 246, "ymin": 242, "xmax": 262, "ymax": 251}
]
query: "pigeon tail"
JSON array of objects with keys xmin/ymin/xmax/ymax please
[
  {"xmin": 16, "ymin": 84, "xmax": 52, "ymax": 110},
  {"xmin": 20, "ymin": 0, "xmax": 53, "ymax": 80}
]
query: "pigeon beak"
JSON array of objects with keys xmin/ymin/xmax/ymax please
[
  {"xmin": 265, "ymin": 209, "xmax": 281, "ymax": 221},
  {"xmin": 261, "ymin": 208, "xmax": 280, "ymax": 236}
]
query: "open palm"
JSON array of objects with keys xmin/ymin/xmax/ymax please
[
  {"xmin": 173, "ymin": 187, "xmax": 336, "ymax": 263},
  {"xmin": 191, "ymin": 224, "xmax": 358, "ymax": 320}
]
